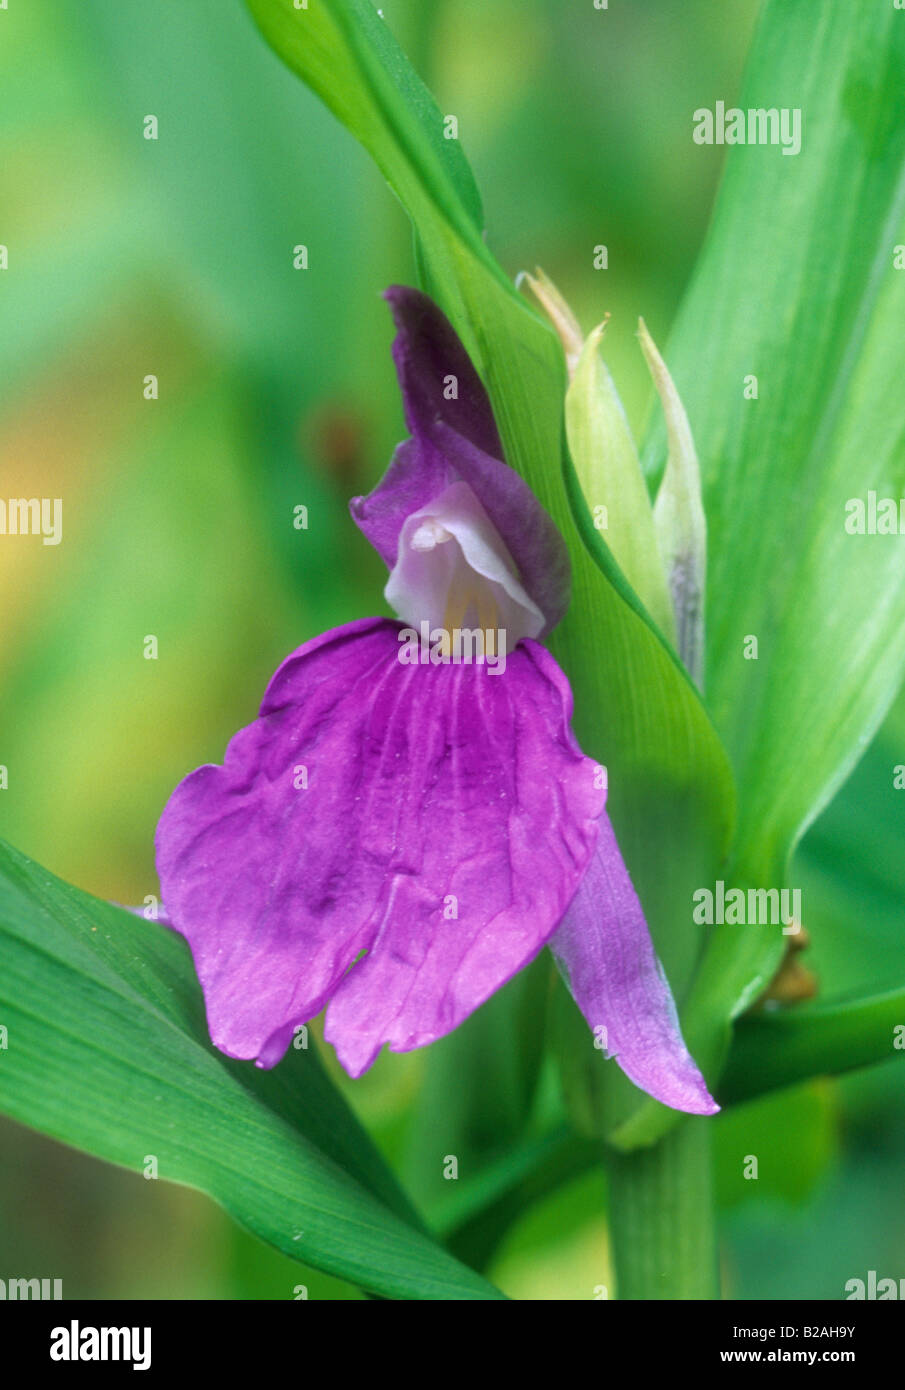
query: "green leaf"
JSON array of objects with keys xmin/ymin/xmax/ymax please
[
  {"xmin": 435, "ymin": 1129, "xmax": 600, "ymax": 1273},
  {"xmin": 401, "ymin": 957, "xmax": 552, "ymax": 1214},
  {"xmin": 639, "ymin": 318, "xmax": 707, "ymax": 690},
  {"xmin": 793, "ymin": 685, "xmax": 905, "ymax": 999},
  {"xmin": 713, "ymin": 1082, "xmax": 837, "ymax": 1208},
  {"xmin": 0, "ymin": 839, "xmax": 504, "ymax": 1300},
  {"xmin": 698, "ymin": 588, "xmax": 905, "ymax": 1123},
  {"xmin": 244, "ymin": 0, "xmax": 574, "ymax": 531},
  {"xmin": 644, "ymin": 1, "xmax": 905, "ymax": 886},
  {"xmin": 565, "ymin": 322, "xmax": 677, "ymax": 643},
  {"xmin": 623, "ymin": 0, "xmax": 905, "ymax": 1142},
  {"xmin": 244, "ymin": 0, "xmax": 737, "ymax": 1146},
  {"xmin": 720, "ymin": 988, "xmax": 905, "ymax": 1106}
]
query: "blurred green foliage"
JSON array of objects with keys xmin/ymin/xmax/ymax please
[{"xmin": 1, "ymin": 0, "xmax": 902, "ymax": 1300}]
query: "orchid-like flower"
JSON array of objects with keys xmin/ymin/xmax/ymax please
[{"xmin": 156, "ymin": 287, "xmax": 717, "ymax": 1116}]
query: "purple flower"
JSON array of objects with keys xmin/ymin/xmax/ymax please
[{"xmin": 156, "ymin": 287, "xmax": 717, "ymax": 1116}]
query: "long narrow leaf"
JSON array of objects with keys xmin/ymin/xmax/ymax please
[{"xmin": 0, "ymin": 841, "xmax": 504, "ymax": 1300}]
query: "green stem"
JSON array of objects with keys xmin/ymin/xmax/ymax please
[{"xmin": 606, "ymin": 1118, "xmax": 718, "ymax": 1299}]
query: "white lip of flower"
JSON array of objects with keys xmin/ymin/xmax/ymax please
[
  {"xmin": 386, "ymin": 479, "xmax": 545, "ymax": 649},
  {"xmin": 409, "ymin": 519, "xmax": 453, "ymax": 552}
]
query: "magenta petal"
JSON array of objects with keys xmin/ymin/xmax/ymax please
[
  {"xmin": 323, "ymin": 638, "xmax": 603, "ymax": 1075},
  {"xmin": 350, "ymin": 287, "xmax": 571, "ymax": 634},
  {"xmin": 156, "ymin": 621, "xmax": 604, "ymax": 1073},
  {"xmin": 156, "ymin": 618, "xmax": 395, "ymax": 1066},
  {"xmin": 384, "ymin": 284, "xmax": 504, "ymax": 460},
  {"xmin": 349, "ymin": 437, "xmax": 449, "ymax": 572},
  {"xmin": 549, "ymin": 815, "xmax": 719, "ymax": 1116}
]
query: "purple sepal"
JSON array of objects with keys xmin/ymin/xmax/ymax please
[
  {"xmin": 350, "ymin": 287, "xmax": 570, "ymax": 635},
  {"xmin": 549, "ymin": 813, "xmax": 719, "ymax": 1116}
]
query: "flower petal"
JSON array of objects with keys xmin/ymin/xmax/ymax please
[
  {"xmin": 385, "ymin": 479, "xmax": 545, "ymax": 644},
  {"xmin": 350, "ymin": 286, "xmax": 571, "ymax": 634},
  {"xmin": 384, "ymin": 284, "xmax": 504, "ymax": 460},
  {"xmin": 549, "ymin": 813, "xmax": 719, "ymax": 1115},
  {"xmin": 349, "ymin": 437, "xmax": 448, "ymax": 571},
  {"xmin": 323, "ymin": 637, "xmax": 603, "ymax": 1075},
  {"xmin": 156, "ymin": 620, "xmax": 604, "ymax": 1073}
]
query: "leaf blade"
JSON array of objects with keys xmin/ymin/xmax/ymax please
[
  {"xmin": 617, "ymin": 1, "xmax": 905, "ymax": 1143},
  {"xmin": 0, "ymin": 840, "xmax": 505, "ymax": 1300}
]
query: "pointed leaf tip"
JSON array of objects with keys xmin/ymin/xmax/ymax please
[
  {"xmin": 638, "ymin": 317, "xmax": 707, "ymax": 690},
  {"xmin": 522, "ymin": 267, "xmax": 585, "ymax": 380},
  {"xmin": 565, "ymin": 322, "xmax": 677, "ymax": 642}
]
